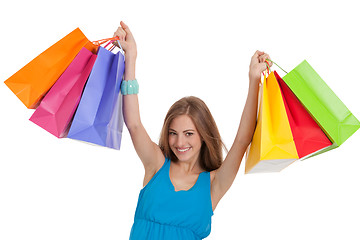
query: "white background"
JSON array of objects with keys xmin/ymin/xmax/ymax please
[{"xmin": 1, "ymin": 0, "xmax": 359, "ymax": 239}]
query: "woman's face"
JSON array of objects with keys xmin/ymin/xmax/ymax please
[{"xmin": 168, "ymin": 115, "xmax": 202, "ymax": 163}]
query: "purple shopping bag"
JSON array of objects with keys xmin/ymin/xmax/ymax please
[
  {"xmin": 67, "ymin": 46, "xmax": 125, "ymax": 149},
  {"xmin": 29, "ymin": 48, "xmax": 97, "ymax": 138}
]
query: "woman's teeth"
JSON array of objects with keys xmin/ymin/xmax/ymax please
[{"xmin": 177, "ymin": 147, "xmax": 190, "ymax": 152}]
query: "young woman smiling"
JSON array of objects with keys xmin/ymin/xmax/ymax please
[{"xmin": 114, "ymin": 21, "xmax": 271, "ymax": 239}]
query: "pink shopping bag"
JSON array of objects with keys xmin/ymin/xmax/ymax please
[{"xmin": 29, "ymin": 47, "xmax": 97, "ymax": 138}]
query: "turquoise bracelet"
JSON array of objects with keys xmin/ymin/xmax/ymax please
[{"xmin": 121, "ymin": 79, "xmax": 139, "ymax": 95}]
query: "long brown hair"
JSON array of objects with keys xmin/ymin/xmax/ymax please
[{"xmin": 159, "ymin": 96, "xmax": 226, "ymax": 172}]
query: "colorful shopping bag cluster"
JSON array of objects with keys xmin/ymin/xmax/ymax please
[
  {"xmin": 245, "ymin": 61, "xmax": 360, "ymax": 174},
  {"xmin": 4, "ymin": 28, "xmax": 125, "ymax": 150},
  {"xmin": 245, "ymin": 61, "xmax": 360, "ymax": 173}
]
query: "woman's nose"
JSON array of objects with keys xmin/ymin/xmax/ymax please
[{"xmin": 176, "ymin": 134, "xmax": 185, "ymax": 147}]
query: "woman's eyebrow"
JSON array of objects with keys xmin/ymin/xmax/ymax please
[
  {"xmin": 183, "ymin": 129, "xmax": 195, "ymax": 133},
  {"xmin": 168, "ymin": 129, "xmax": 195, "ymax": 133}
]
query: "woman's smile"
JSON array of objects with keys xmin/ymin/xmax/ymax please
[{"xmin": 176, "ymin": 147, "xmax": 191, "ymax": 153}]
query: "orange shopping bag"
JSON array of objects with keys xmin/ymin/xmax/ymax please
[{"xmin": 4, "ymin": 28, "xmax": 97, "ymax": 109}]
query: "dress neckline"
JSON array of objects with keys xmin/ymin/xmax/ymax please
[{"xmin": 167, "ymin": 159, "xmax": 206, "ymax": 192}]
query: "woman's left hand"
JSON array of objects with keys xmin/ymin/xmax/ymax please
[
  {"xmin": 248, "ymin": 50, "xmax": 272, "ymax": 85},
  {"xmin": 113, "ymin": 21, "xmax": 137, "ymax": 61}
]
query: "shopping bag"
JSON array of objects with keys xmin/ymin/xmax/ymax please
[
  {"xmin": 29, "ymin": 47, "xmax": 97, "ymax": 138},
  {"xmin": 4, "ymin": 28, "xmax": 96, "ymax": 109},
  {"xmin": 274, "ymin": 71, "xmax": 333, "ymax": 159},
  {"xmin": 67, "ymin": 46, "xmax": 125, "ymax": 149},
  {"xmin": 245, "ymin": 72, "xmax": 299, "ymax": 174},
  {"xmin": 245, "ymin": 69, "xmax": 334, "ymax": 174},
  {"xmin": 282, "ymin": 60, "xmax": 360, "ymax": 149}
]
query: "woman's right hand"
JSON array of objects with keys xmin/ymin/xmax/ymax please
[
  {"xmin": 114, "ymin": 21, "xmax": 137, "ymax": 61},
  {"xmin": 248, "ymin": 50, "xmax": 272, "ymax": 84}
]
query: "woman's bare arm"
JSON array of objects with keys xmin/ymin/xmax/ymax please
[
  {"xmin": 115, "ymin": 22, "xmax": 164, "ymax": 184},
  {"xmin": 210, "ymin": 51, "xmax": 271, "ymax": 210}
]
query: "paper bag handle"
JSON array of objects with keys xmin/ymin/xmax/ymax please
[{"xmin": 266, "ymin": 59, "xmax": 288, "ymax": 74}]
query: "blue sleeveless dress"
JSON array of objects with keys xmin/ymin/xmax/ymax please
[{"xmin": 129, "ymin": 158, "xmax": 214, "ymax": 239}]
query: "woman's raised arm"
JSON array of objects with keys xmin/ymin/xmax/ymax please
[
  {"xmin": 210, "ymin": 51, "xmax": 271, "ymax": 210},
  {"xmin": 115, "ymin": 22, "xmax": 164, "ymax": 184}
]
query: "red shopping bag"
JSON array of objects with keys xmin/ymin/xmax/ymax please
[{"xmin": 274, "ymin": 71, "xmax": 333, "ymax": 159}]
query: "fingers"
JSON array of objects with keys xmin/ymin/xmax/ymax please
[
  {"xmin": 112, "ymin": 21, "xmax": 137, "ymax": 57},
  {"xmin": 114, "ymin": 27, "xmax": 126, "ymax": 41},
  {"xmin": 120, "ymin": 21, "xmax": 133, "ymax": 36},
  {"xmin": 252, "ymin": 51, "xmax": 267, "ymax": 62},
  {"xmin": 259, "ymin": 62, "xmax": 269, "ymax": 73},
  {"xmin": 120, "ymin": 21, "xmax": 128, "ymax": 29},
  {"xmin": 259, "ymin": 53, "xmax": 270, "ymax": 62},
  {"xmin": 118, "ymin": 40, "xmax": 128, "ymax": 50},
  {"xmin": 113, "ymin": 20, "xmax": 132, "ymax": 41},
  {"xmin": 253, "ymin": 50, "xmax": 272, "ymax": 67},
  {"xmin": 252, "ymin": 50, "xmax": 264, "ymax": 61},
  {"xmin": 255, "ymin": 50, "xmax": 264, "ymax": 56}
]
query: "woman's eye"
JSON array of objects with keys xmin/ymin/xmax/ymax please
[
  {"xmin": 186, "ymin": 132, "xmax": 193, "ymax": 136},
  {"xmin": 169, "ymin": 132, "xmax": 176, "ymax": 135}
]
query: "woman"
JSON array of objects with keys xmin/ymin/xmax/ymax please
[{"xmin": 115, "ymin": 21, "xmax": 271, "ymax": 239}]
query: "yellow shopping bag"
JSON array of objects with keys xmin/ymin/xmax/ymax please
[{"xmin": 245, "ymin": 72, "xmax": 299, "ymax": 174}]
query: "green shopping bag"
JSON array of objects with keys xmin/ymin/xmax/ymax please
[{"xmin": 282, "ymin": 60, "xmax": 360, "ymax": 151}]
